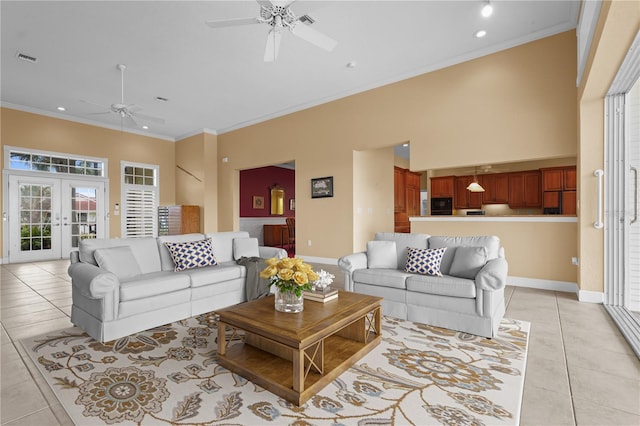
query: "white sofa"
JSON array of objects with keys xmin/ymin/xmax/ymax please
[
  {"xmin": 68, "ymin": 231, "xmax": 286, "ymax": 342},
  {"xmin": 338, "ymin": 233, "xmax": 507, "ymax": 338}
]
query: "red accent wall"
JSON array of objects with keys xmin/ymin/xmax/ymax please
[{"xmin": 240, "ymin": 166, "xmax": 295, "ymax": 218}]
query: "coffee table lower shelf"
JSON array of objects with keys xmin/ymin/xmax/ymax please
[{"xmin": 217, "ymin": 332, "xmax": 381, "ymax": 405}]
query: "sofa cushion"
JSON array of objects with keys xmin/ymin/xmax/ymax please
[
  {"xmin": 353, "ymin": 269, "xmax": 411, "ymax": 290},
  {"xmin": 183, "ymin": 264, "xmax": 245, "ymax": 288},
  {"xmin": 206, "ymin": 231, "xmax": 251, "ymax": 264},
  {"xmin": 374, "ymin": 232, "xmax": 429, "ymax": 269},
  {"xmin": 405, "ymin": 247, "xmax": 447, "ymax": 277},
  {"xmin": 79, "ymin": 237, "xmax": 161, "ymax": 273},
  {"xmin": 120, "ymin": 272, "xmax": 191, "ymax": 301},
  {"xmin": 233, "ymin": 237, "xmax": 260, "ymax": 260},
  {"xmin": 164, "ymin": 238, "xmax": 218, "ymax": 272},
  {"xmin": 429, "ymin": 236, "xmax": 500, "ymax": 275},
  {"xmin": 449, "ymin": 246, "xmax": 488, "ymax": 279},
  {"xmin": 406, "ymin": 274, "xmax": 477, "ymax": 298},
  {"xmin": 93, "ymin": 246, "xmax": 142, "ymax": 280},
  {"xmin": 367, "ymin": 241, "xmax": 398, "ymax": 269}
]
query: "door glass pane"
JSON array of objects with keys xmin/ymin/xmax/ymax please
[
  {"xmin": 18, "ymin": 184, "xmax": 53, "ymax": 252},
  {"xmin": 70, "ymin": 186, "xmax": 97, "ymax": 247}
]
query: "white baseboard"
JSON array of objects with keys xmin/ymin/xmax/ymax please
[
  {"xmin": 508, "ymin": 276, "xmax": 579, "ymax": 293},
  {"xmin": 578, "ymin": 290, "xmax": 604, "ymax": 304},
  {"xmin": 508, "ymin": 276, "xmax": 604, "ymax": 304},
  {"xmin": 299, "ymin": 256, "xmax": 338, "ymax": 265}
]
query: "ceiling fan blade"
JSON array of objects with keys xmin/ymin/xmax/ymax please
[
  {"xmin": 131, "ymin": 111, "xmax": 165, "ymax": 125},
  {"xmin": 80, "ymin": 99, "xmax": 112, "ymax": 110},
  {"xmin": 290, "ymin": 21, "xmax": 337, "ymax": 51},
  {"xmin": 264, "ymin": 28, "xmax": 282, "ymax": 62},
  {"xmin": 126, "ymin": 104, "xmax": 142, "ymax": 113},
  {"xmin": 124, "ymin": 114, "xmax": 138, "ymax": 128},
  {"xmin": 206, "ymin": 17, "xmax": 260, "ymax": 28}
]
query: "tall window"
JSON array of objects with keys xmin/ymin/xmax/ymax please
[{"xmin": 121, "ymin": 162, "xmax": 159, "ymax": 238}]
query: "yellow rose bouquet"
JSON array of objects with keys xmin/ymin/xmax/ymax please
[{"xmin": 260, "ymin": 257, "xmax": 318, "ymax": 297}]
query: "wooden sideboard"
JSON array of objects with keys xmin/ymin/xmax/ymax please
[{"xmin": 263, "ymin": 224, "xmax": 289, "ymax": 247}]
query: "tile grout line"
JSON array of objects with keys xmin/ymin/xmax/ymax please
[{"xmin": 555, "ymin": 291, "xmax": 578, "ymax": 426}]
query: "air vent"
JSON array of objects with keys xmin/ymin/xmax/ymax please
[
  {"xmin": 155, "ymin": 96, "xmax": 169, "ymax": 102},
  {"xmin": 16, "ymin": 52, "xmax": 38, "ymax": 63},
  {"xmin": 299, "ymin": 14, "xmax": 315, "ymax": 25}
]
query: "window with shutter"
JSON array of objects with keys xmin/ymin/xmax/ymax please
[{"xmin": 121, "ymin": 162, "xmax": 158, "ymax": 238}]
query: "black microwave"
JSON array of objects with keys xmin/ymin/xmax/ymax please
[{"xmin": 431, "ymin": 197, "xmax": 453, "ymax": 215}]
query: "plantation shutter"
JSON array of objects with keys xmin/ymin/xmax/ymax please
[{"xmin": 123, "ymin": 188, "xmax": 157, "ymax": 237}]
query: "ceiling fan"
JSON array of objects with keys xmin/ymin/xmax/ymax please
[
  {"xmin": 206, "ymin": 0, "xmax": 337, "ymax": 62},
  {"xmin": 81, "ymin": 64, "xmax": 165, "ymax": 129}
]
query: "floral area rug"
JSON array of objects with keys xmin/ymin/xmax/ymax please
[{"xmin": 21, "ymin": 314, "xmax": 529, "ymax": 425}]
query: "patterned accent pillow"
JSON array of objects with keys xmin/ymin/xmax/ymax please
[
  {"xmin": 404, "ymin": 247, "xmax": 447, "ymax": 276},
  {"xmin": 164, "ymin": 238, "xmax": 217, "ymax": 272}
]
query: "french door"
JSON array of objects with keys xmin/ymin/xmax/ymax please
[{"xmin": 8, "ymin": 174, "xmax": 106, "ymax": 263}]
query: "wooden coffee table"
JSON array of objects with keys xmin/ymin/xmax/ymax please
[{"xmin": 216, "ymin": 290, "xmax": 382, "ymax": 405}]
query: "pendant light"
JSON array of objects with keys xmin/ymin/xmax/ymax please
[{"xmin": 467, "ymin": 167, "xmax": 485, "ymax": 192}]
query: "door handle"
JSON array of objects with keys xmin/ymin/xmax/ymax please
[
  {"xmin": 632, "ymin": 166, "xmax": 638, "ymax": 225},
  {"xmin": 52, "ymin": 223, "xmax": 61, "ymax": 227},
  {"xmin": 594, "ymin": 169, "xmax": 604, "ymax": 229}
]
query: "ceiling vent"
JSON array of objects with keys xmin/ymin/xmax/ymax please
[
  {"xmin": 155, "ymin": 96, "xmax": 169, "ymax": 102},
  {"xmin": 16, "ymin": 52, "xmax": 38, "ymax": 63},
  {"xmin": 298, "ymin": 14, "xmax": 315, "ymax": 25}
]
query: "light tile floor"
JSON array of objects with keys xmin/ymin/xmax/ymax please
[{"xmin": 1, "ymin": 260, "xmax": 639, "ymax": 425}]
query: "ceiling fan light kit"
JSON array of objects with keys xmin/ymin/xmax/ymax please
[{"xmin": 206, "ymin": 0, "xmax": 337, "ymax": 62}]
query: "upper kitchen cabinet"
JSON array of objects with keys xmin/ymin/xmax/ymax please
[
  {"xmin": 454, "ymin": 176, "xmax": 483, "ymax": 209},
  {"xmin": 542, "ymin": 166, "xmax": 576, "ymax": 191},
  {"xmin": 508, "ymin": 171, "xmax": 541, "ymax": 208},
  {"xmin": 430, "ymin": 176, "xmax": 455, "ymax": 198},
  {"xmin": 480, "ymin": 174, "xmax": 509, "ymax": 204}
]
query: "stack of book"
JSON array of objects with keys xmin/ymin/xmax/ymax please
[{"xmin": 303, "ymin": 288, "xmax": 338, "ymax": 303}]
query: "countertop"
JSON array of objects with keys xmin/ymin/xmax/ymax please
[{"xmin": 410, "ymin": 215, "xmax": 577, "ymax": 223}]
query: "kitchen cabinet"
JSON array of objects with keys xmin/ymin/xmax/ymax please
[
  {"xmin": 430, "ymin": 176, "xmax": 455, "ymax": 198},
  {"xmin": 158, "ymin": 205, "xmax": 200, "ymax": 235},
  {"xmin": 454, "ymin": 176, "xmax": 482, "ymax": 209},
  {"xmin": 395, "ymin": 167, "xmax": 422, "ymax": 232},
  {"xmin": 508, "ymin": 171, "xmax": 541, "ymax": 208},
  {"xmin": 394, "ymin": 167, "xmax": 406, "ymax": 213},
  {"xmin": 481, "ymin": 174, "xmax": 509, "ymax": 204},
  {"xmin": 263, "ymin": 224, "xmax": 288, "ymax": 246},
  {"xmin": 562, "ymin": 191, "xmax": 577, "ymax": 215},
  {"xmin": 542, "ymin": 166, "xmax": 576, "ymax": 191},
  {"xmin": 541, "ymin": 166, "xmax": 576, "ymax": 214}
]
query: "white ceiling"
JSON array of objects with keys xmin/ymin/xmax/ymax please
[{"xmin": 1, "ymin": 1, "xmax": 580, "ymax": 141}]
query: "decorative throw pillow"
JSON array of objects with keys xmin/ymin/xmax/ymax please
[
  {"xmin": 233, "ymin": 237, "xmax": 260, "ymax": 260},
  {"xmin": 404, "ymin": 247, "xmax": 447, "ymax": 276},
  {"xmin": 449, "ymin": 246, "xmax": 488, "ymax": 279},
  {"xmin": 367, "ymin": 240, "xmax": 398, "ymax": 269},
  {"xmin": 164, "ymin": 238, "xmax": 217, "ymax": 272},
  {"xmin": 94, "ymin": 246, "xmax": 142, "ymax": 280}
]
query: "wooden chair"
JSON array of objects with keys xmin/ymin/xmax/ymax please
[{"xmin": 284, "ymin": 217, "xmax": 295, "ymax": 252}]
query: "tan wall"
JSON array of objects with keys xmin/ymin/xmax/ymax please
[
  {"xmin": 411, "ymin": 220, "xmax": 578, "ymax": 282},
  {"xmin": 577, "ymin": 1, "xmax": 640, "ymax": 293},
  {"xmin": 218, "ymin": 31, "xmax": 578, "ymax": 264},
  {"xmin": 175, "ymin": 133, "xmax": 205, "ymax": 231},
  {"xmin": 203, "ymin": 132, "xmax": 218, "ymax": 233},
  {"xmin": 353, "ymin": 147, "xmax": 395, "ymax": 252},
  {"xmin": 0, "ymin": 108, "xmax": 176, "ymax": 252}
]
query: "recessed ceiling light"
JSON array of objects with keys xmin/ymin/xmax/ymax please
[
  {"xmin": 142, "ymin": 125, "xmax": 149, "ymax": 130},
  {"xmin": 346, "ymin": 61, "xmax": 357, "ymax": 69},
  {"xmin": 475, "ymin": 30, "xmax": 487, "ymax": 38},
  {"xmin": 481, "ymin": 1, "xmax": 493, "ymax": 18},
  {"xmin": 56, "ymin": 106, "xmax": 66, "ymax": 111}
]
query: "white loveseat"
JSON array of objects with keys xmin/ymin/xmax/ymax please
[
  {"xmin": 338, "ymin": 233, "xmax": 508, "ymax": 338},
  {"xmin": 68, "ymin": 232, "xmax": 286, "ymax": 342}
]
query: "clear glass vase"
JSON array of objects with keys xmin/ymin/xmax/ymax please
[{"xmin": 274, "ymin": 286, "xmax": 304, "ymax": 313}]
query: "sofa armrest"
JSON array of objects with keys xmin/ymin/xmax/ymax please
[
  {"xmin": 258, "ymin": 246, "xmax": 288, "ymax": 259},
  {"xmin": 475, "ymin": 257, "xmax": 508, "ymax": 291},
  {"xmin": 68, "ymin": 262, "xmax": 120, "ymax": 321},
  {"xmin": 337, "ymin": 252, "xmax": 367, "ymax": 292}
]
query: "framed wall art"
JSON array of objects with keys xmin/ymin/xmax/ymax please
[
  {"xmin": 252, "ymin": 195, "xmax": 264, "ymax": 209},
  {"xmin": 311, "ymin": 176, "xmax": 333, "ymax": 198}
]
